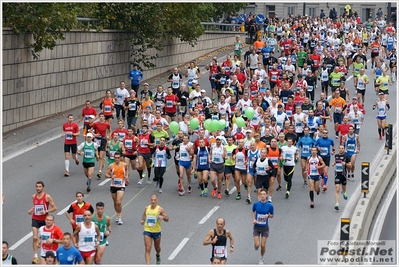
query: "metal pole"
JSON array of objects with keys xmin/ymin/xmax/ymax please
[
  {"xmin": 303, "ymin": 3, "xmax": 306, "ymax": 16},
  {"xmin": 387, "ymin": 3, "xmax": 392, "ymax": 22}
]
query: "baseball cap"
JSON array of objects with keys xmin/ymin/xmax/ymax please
[
  {"xmin": 378, "ymin": 92, "xmax": 384, "ymax": 95},
  {"xmin": 277, "ymin": 104, "xmax": 283, "ymax": 108},
  {"xmin": 45, "ymin": 251, "xmax": 56, "ymax": 259},
  {"xmin": 192, "ymin": 80, "xmax": 198, "ymax": 84},
  {"xmin": 87, "ymin": 133, "xmax": 94, "ymax": 138},
  {"xmin": 270, "ymin": 117, "xmax": 277, "ymax": 121},
  {"xmin": 143, "ymin": 83, "xmax": 149, "ymax": 86},
  {"xmin": 89, "ymin": 115, "xmax": 95, "ymax": 119},
  {"xmin": 216, "ymin": 136, "xmax": 222, "ymax": 140},
  {"xmin": 201, "ymin": 89, "xmax": 206, "ymax": 93},
  {"xmin": 261, "ymin": 80, "xmax": 267, "ymax": 84},
  {"xmin": 352, "ymin": 96, "xmax": 358, "ymax": 100}
]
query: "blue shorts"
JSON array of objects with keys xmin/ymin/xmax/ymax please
[
  {"xmin": 248, "ymin": 170, "xmax": 256, "ymax": 177},
  {"xmin": 179, "ymin": 160, "xmax": 192, "ymax": 169},
  {"xmin": 210, "ymin": 80, "xmax": 216, "ymax": 89},
  {"xmin": 143, "ymin": 231, "xmax": 161, "ymax": 239},
  {"xmin": 333, "ymin": 113, "xmax": 343, "ymax": 124},
  {"xmin": 377, "ymin": 116, "xmax": 387, "ymax": 120},
  {"xmin": 345, "ymin": 152, "xmax": 356, "ymax": 158},
  {"xmin": 308, "ymin": 175, "xmax": 321, "ymax": 181},
  {"xmin": 225, "ymin": 165, "xmax": 235, "ymax": 174}
]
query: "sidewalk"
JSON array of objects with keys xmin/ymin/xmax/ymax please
[{"xmin": 2, "ymin": 44, "xmax": 249, "ymax": 158}]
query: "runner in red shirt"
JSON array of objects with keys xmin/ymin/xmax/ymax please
[
  {"xmin": 37, "ymin": 215, "xmax": 64, "ymax": 264},
  {"xmin": 337, "ymin": 116, "xmax": 351, "ymax": 144},
  {"xmin": 222, "ymin": 54, "xmax": 233, "ymax": 76},
  {"xmin": 193, "ymin": 128, "xmax": 210, "ymax": 150},
  {"xmin": 269, "ymin": 64, "xmax": 280, "ymax": 96},
  {"xmin": 137, "ymin": 124, "xmax": 155, "ymax": 184},
  {"xmin": 78, "ymin": 100, "xmax": 97, "ymax": 136},
  {"xmin": 123, "ymin": 127, "xmax": 139, "ymax": 184},
  {"xmin": 281, "ymin": 37, "xmax": 293, "ymax": 55},
  {"xmin": 28, "ymin": 181, "xmax": 57, "ymax": 264},
  {"xmin": 164, "ymin": 87, "xmax": 179, "ymax": 123},
  {"xmin": 62, "ymin": 114, "xmax": 80, "ymax": 177},
  {"xmin": 92, "ymin": 113, "xmax": 111, "ymax": 179},
  {"xmin": 309, "ymin": 50, "xmax": 321, "ymax": 79},
  {"xmin": 111, "ymin": 120, "xmax": 128, "ymax": 142},
  {"xmin": 295, "ymin": 74, "xmax": 307, "ymax": 96}
]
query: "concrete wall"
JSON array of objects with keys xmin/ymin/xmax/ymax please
[{"xmin": 2, "ymin": 29, "xmax": 244, "ymax": 133}]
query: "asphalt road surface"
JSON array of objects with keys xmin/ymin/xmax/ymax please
[{"xmin": 3, "ymin": 54, "xmax": 397, "ymax": 265}]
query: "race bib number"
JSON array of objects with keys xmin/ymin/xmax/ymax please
[
  {"xmin": 104, "ymin": 105, "xmax": 111, "ymax": 112},
  {"xmin": 302, "ymin": 145, "xmax": 310, "ymax": 154},
  {"xmin": 213, "ymin": 246, "xmax": 226, "ymax": 257},
  {"xmin": 34, "ymin": 205, "xmax": 45, "ymax": 215},
  {"xmin": 76, "ymin": 215, "xmax": 84, "ymax": 223},
  {"xmin": 146, "ymin": 215, "xmax": 157, "ymax": 227},
  {"xmin": 65, "ymin": 132, "xmax": 73, "ymax": 140},
  {"xmin": 85, "ymin": 149, "xmax": 94, "ymax": 158},
  {"xmin": 129, "ymin": 103, "xmax": 136, "ymax": 110},
  {"xmin": 166, "ymin": 101, "xmax": 173, "ymax": 107},
  {"xmin": 199, "ymin": 156, "xmax": 208, "ymax": 165},
  {"xmin": 41, "ymin": 232, "xmax": 50, "ymax": 241},
  {"xmin": 257, "ymin": 214, "xmax": 267, "ymax": 224},
  {"xmin": 125, "ymin": 140, "xmax": 132, "ymax": 148},
  {"xmin": 320, "ymin": 147, "xmax": 328, "ymax": 156},
  {"xmin": 307, "ymin": 85, "xmax": 313, "ymax": 92},
  {"xmin": 347, "ymin": 144, "xmax": 355, "ymax": 152},
  {"xmin": 336, "ymin": 162, "xmax": 343, "ymax": 172},
  {"xmin": 84, "ymin": 236, "xmax": 94, "ymax": 243},
  {"xmin": 113, "ymin": 178, "xmax": 123, "ymax": 186}
]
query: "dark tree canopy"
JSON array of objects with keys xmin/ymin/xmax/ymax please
[{"xmin": 3, "ymin": 3, "xmax": 248, "ymax": 65}]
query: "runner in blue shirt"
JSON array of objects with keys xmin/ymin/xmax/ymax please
[
  {"xmin": 297, "ymin": 127, "xmax": 316, "ymax": 188},
  {"xmin": 315, "ymin": 130, "xmax": 335, "ymax": 191},
  {"xmin": 56, "ymin": 233, "xmax": 84, "ymax": 265},
  {"xmin": 252, "ymin": 189, "xmax": 274, "ymax": 265}
]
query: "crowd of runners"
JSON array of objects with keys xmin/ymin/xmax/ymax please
[{"xmin": 4, "ymin": 9, "xmax": 396, "ymax": 266}]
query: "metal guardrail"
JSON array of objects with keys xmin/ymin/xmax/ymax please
[{"xmin": 75, "ymin": 18, "xmax": 244, "ymax": 32}]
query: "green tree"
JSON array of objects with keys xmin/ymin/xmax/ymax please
[{"xmin": 3, "ymin": 3, "xmax": 248, "ymax": 65}]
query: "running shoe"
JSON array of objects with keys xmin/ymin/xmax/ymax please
[
  {"xmin": 225, "ymin": 189, "xmax": 229, "ymax": 196},
  {"xmin": 259, "ymin": 256, "xmax": 264, "ymax": 265},
  {"xmin": 244, "ymin": 184, "xmax": 248, "ymax": 191},
  {"xmin": 115, "ymin": 217, "xmax": 119, "ymax": 223},
  {"xmin": 342, "ymin": 191, "xmax": 348, "ymax": 200},
  {"xmin": 379, "ymin": 136, "xmax": 382, "ymax": 140},
  {"xmin": 246, "ymin": 196, "xmax": 251, "ymax": 204},
  {"xmin": 302, "ymin": 181, "xmax": 308, "ymax": 188},
  {"xmin": 177, "ymin": 179, "xmax": 181, "ymax": 191},
  {"xmin": 253, "ymin": 188, "xmax": 257, "ymax": 193},
  {"xmin": 200, "ymin": 190, "xmax": 205, "ymax": 197},
  {"xmin": 86, "ymin": 186, "xmax": 91, "ymax": 193},
  {"xmin": 156, "ymin": 255, "xmax": 161, "ymax": 265},
  {"xmin": 125, "ymin": 180, "xmax": 130, "ymax": 186},
  {"xmin": 285, "ymin": 191, "xmax": 290, "ymax": 199},
  {"xmin": 276, "ymin": 185, "xmax": 282, "ymax": 191},
  {"xmin": 217, "ymin": 193, "xmax": 222, "ymax": 199},
  {"xmin": 106, "ymin": 240, "xmax": 109, "ymax": 246},
  {"xmin": 147, "ymin": 178, "xmax": 151, "ymax": 184},
  {"xmin": 267, "ymin": 196, "xmax": 272, "ymax": 203},
  {"xmin": 137, "ymin": 178, "xmax": 143, "ymax": 185},
  {"xmin": 310, "ymin": 201, "xmax": 315, "ymax": 208},
  {"xmin": 382, "ymin": 129, "xmax": 385, "ymax": 136},
  {"xmin": 118, "ymin": 218, "xmax": 123, "ymax": 225},
  {"xmin": 75, "ymin": 158, "xmax": 79, "ymax": 165},
  {"xmin": 64, "ymin": 170, "xmax": 69, "ymax": 177},
  {"xmin": 142, "ymin": 172, "xmax": 147, "ymax": 178},
  {"xmin": 316, "ymin": 190, "xmax": 320, "ymax": 195},
  {"xmin": 155, "ymin": 181, "xmax": 159, "ymax": 188},
  {"xmin": 335, "ymin": 135, "xmax": 339, "ymax": 139},
  {"xmin": 188, "ymin": 186, "xmax": 192, "ymax": 193},
  {"xmin": 323, "ymin": 185, "xmax": 327, "ymax": 191},
  {"xmin": 32, "ymin": 256, "xmax": 39, "ymax": 264},
  {"xmin": 97, "ymin": 172, "xmax": 102, "ymax": 179},
  {"xmin": 179, "ymin": 189, "xmax": 185, "ymax": 196},
  {"xmin": 335, "ymin": 203, "xmax": 339, "ymax": 210},
  {"xmin": 158, "ymin": 188, "xmax": 163, "ymax": 193},
  {"xmin": 212, "ymin": 189, "xmax": 217, "ymax": 197},
  {"xmin": 204, "ymin": 188, "xmax": 208, "ymax": 197},
  {"xmin": 236, "ymin": 194, "xmax": 241, "ymax": 200}
]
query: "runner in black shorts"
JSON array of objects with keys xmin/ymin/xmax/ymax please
[
  {"xmin": 332, "ymin": 145, "xmax": 351, "ymax": 210},
  {"xmin": 170, "ymin": 130, "xmax": 184, "ymax": 190}
]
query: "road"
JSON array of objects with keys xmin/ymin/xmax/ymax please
[{"xmin": 2, "ymin": 51, "xmax": 397, "ymax": 265}]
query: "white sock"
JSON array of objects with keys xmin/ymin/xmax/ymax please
[{"xmin": 65, "ymin": 160, "xmax": 70, "ymax": 171}]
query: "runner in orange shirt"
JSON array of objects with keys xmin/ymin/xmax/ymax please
[
  {"xmin": 329, "ymin": 90, "xmax": 347, "ymax": 139},
  {"xmin": 253, "ymin": 36, "xmax": 265, "ymax": 54}
]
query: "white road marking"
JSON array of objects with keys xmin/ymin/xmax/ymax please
[
  {"xmin": 346, "ymin": 75, "xmax": 353, "ymax": 81},
  {"xmin": 9, "ymin": 232, "xmax": 32, "ymax": 251},
  {"xmin": 98, "ymin": 178, "xmax": 111, "ymax": 186},
  {"xmin": 198, "ymin": 206, "xmax": 219, "ymax": 225},
  {"xmin": 229, "ymin": 186, "xmax": 237, "ymax": 195},
  {"xmin": 168, "ymin": 237, "xmax": 190, "ymax": 260},
  {"xmin": 57, "ymin": 200, "xmax": 77, "ymax": 215}
]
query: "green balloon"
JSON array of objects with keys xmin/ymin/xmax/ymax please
[
  {"xmin": 204, "ymin": 119, "xmax": 212, "ymax": 130},
  {"xmin": 219, "ymin": 119, "xmax": 227, "ymax": 130},
  {"xmin": 189, "ymin": 118, "xmax": 200, "ymax": 130},
  {"xmin": 236, "ymin": 117, "xmax": 245, "ymax": 127},
  {"xmin": 245, "ymin": 107, "xmax": 255, "ymax": 120},
  {"xmin": 210, "ymin": 120, "xmax": 220, "ymax": 132},
  {"xmin": 169, "ymin": 121, "xmax": 180, "ymax": 134}
]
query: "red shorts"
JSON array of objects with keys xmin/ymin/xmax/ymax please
[{"xmin": 80, "ymin": 250, "xmax": 96, "ymax": 260}]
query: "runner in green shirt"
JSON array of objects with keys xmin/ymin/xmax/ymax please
[
  {"xmin": 92, "ymin": 202, "xmax": 111, "ymax": 265},
  {"xmin": 297, "ymin": 46, "xmax": 308, "ymax": 74},
  {"xmin": 152, "ymin": 122, "xmax": 170, "ymax": 147},
  {"xmin": 106, "ymin": 132, "xmax": 124, "ymax": 165},
  {"xmin": 352, "ymin": 57, "xmax": 364, "ymax": 87},
  {"xmin": 375, "ymin": 69, "xmax": 392, "ymax": 100},
  {"xmin": 224, "ymin": 136, "xmax": 237, "ymax": 196}
]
